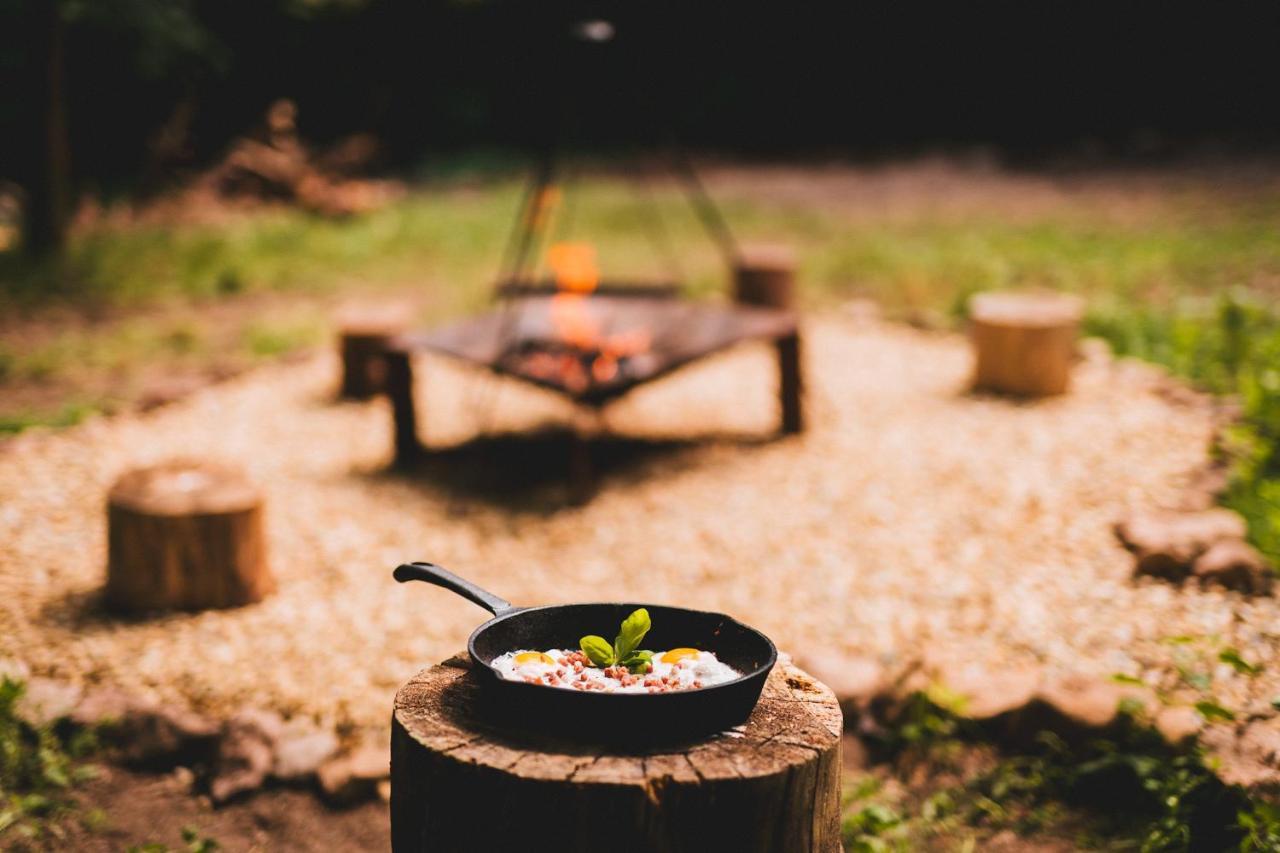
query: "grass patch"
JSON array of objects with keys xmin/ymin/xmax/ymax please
[
  {"xmin": 844, "ymin": 692, "xmax": 1280, "ymax": 851},
  {"xmin": 1085, "ymin": 291, "xmax": 1280, "ymax": 565},
  {"xmin": 0, "ymin": 678, "xmax": 102, "ymax": 849}
]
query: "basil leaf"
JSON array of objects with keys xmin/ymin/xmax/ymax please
[
  {"xmin": 614, "ymin": 608, "xmax": 651, "ymax": 661},
  {"xmin": 621, "ymin": 650, "xmax": 654, "ymax": 674},
  {"xmin": 580, "ymin": 635, "xmax": 615, "ymax": 667}
]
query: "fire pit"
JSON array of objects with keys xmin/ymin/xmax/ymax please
[
  {"xmin": 379, "ymin": 139, "xmax": 803, "ymax": 496},
  {"xmin": 382, "ymin": 287, "xmax": 800, "ymax": 491}
]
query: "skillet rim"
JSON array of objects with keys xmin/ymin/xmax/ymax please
[{"xmin": 464, "ymin": 601, "xmax": 778, "ymax": 699}]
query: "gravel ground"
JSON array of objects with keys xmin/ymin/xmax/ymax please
[{"xmin": 1, "ymin": 315, "xmax": 1275, "ymax": 735}]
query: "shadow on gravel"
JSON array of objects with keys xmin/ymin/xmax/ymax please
[{"xmin": 373, "ymin": 425, "xmax": 782, "ymax": 513}]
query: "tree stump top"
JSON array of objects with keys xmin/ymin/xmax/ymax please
[
  {"xmin": 394, "ymin": 652, "xmax": 840, "ymax": 780},
  {"xmin": 969, "ymin": 290, "xmax": 1084, "ymax": 328},
  {"xmin": 108, "ymin": 461, "xmax": 261, "ymax": 516},
  {"xmin": 391, "ymin": 652, "xmax": 843, "ymax": 852},
  {"xmin": 735, "ymin": 242, "xmax": 796, "ymax": 271}
]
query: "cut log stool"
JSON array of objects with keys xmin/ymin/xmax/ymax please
[
  {"xmin": 733, "ymin": 243, "xmax": 797, "ymax": 310},
  {"xmin": 338, "ymin": 306, "xmax": 411, "ymax": 399},
  {"xmin": 391, "ymin": 653, "xmax": 842, "ymax": 853},
  {"xmin": 969, "ymin": 290, "xmax": 1085, "ymax": 396},
  {"xmin": 105, "ymin": 461, "xmax": 273, "ymax": 612}
]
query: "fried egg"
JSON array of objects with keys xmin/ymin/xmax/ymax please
[{"xmin": 491, "ymin": 648, "xmax": 741, "ymax": 693}]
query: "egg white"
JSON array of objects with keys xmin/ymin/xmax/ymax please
[{"xmin": 491, "ymin": 648, "xmax": 741, "ymax": 693}]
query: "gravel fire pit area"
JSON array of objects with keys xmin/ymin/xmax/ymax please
[{"xmin": 2, "ymin": 315, "xmax": 1276, "ymax": 738}]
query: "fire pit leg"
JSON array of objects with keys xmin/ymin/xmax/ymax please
[
  {"xmin": 777, "ymin": 331, "xmax": 804, "ymax": 434},
  {"xmin": 384, "ymin": 349, "xmax": 422, "ymax": 466}
]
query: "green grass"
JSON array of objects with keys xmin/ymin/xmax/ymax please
[
  {"xmin": 843, "ymin": 691, "xmax": 1280, "ymax": 851},
  {"xmin": 2, "ymin": 165, "xmax": 1280, "ymax": 558},
  {"xmin": 6, "ymin": 173, "xmax": 1280, "ymax": 314},
  {"xmin": 0, "ymin": 678, "xmax": 102, "ymax": 848}
]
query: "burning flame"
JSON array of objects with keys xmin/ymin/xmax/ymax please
[
  {"xmin": 547, "ymin": 242, "xmax": 601, "ymax": 351},
  {"xmin": 534, "ymin": 241, "xmax": 652, "ymax": 390}
]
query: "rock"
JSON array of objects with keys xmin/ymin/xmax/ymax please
[
  {"xmin": 0, "ymin": 657, "xmax": 31, "ymax": 683},
  {"xmin": 170, "ymin": 765, "xmax": 197, "ymax": 792},
  {"xmin": 1192, "ymin": 539, "xmax": 1274, "ymax": 595},
  {"xmin": 272, "ymin": 725, "xmax": 340, "ymax": 783},
  {"xmin": 79, "ymin": 691, "xmax": 220, "ymax": 770},
  {"xmin": 1155, "ymin": 706, "xmax": 1203, "ymax": 747},
  {"xmin": 318, "ymin": 745, "xmax": 389, "ymax": 806},
  {"xmin": 798, "ymin": 652, "xmax": 886, "ymax": 721},
  {"xmin": 1116, "ymin": 509, "xmax": 1248, "ymax": 581},
  {"xmin": 945, "ymin": 664, "xmax": 1041, "ymax": 723},
  {"xmin": 209, "ymin": 709, "xmax": 284, "ymax": 805},
  {"xmin": 70, "ymin": 686, "xmax": 135, "ymax": 728},
  {"xmin": 15, "ymin": 677, "xmax": 82, "ymax": 727},
  {"xmin": 1209, "ymin": 722, "xmax": 1280, "ymax": 790},
  {"xmin": 1180, "ymin": 463, "xmax": 1231, "ymax": 511},
  {"xmin": 1035, "ymin": 673, "xmax": 1155, "ymax": 731}
]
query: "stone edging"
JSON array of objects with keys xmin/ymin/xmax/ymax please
[
  {"xmin": 801, "ymin": 653, "xmax": 1280, "ymax": 795},
  {"xmin": 11, "ymin": 673, "xmax": 388, "ymax": 808}
]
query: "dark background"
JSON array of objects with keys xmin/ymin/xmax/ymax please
[{"xmin": 4, "ymin": 0, "xmax": 1280, "ymax": 195}]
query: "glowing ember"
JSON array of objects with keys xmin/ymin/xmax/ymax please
[{"xmin": 521, "ymin": 241, "xmax": 651, "ymax": 391}]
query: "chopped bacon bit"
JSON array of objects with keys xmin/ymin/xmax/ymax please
[{"xmin": 693, "ymin": 681, "xmax": 703, "ymax": 689}]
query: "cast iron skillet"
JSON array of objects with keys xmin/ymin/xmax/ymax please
[{"xmin": 393, "ymin": 561, "xmax": 777, "ymax": 740}]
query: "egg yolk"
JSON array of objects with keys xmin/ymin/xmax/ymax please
[
  {"xmin": 660, "ymin": 648, "xmax": 700, "ymax": 664},
  {"xmin": 514, "ymin": 652, "xmax": 555, "ymax": 666}
]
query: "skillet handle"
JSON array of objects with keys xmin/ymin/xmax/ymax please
[{"xmin": 393, "ymin": 561, "xmax": 515, "ymax": 617}]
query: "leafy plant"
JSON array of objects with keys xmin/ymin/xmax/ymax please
[
  {"xmin": 0, "ymin": 677, "xmax": 100, "ymax": 846},
  {"xmin": 579, "ymin": 609, "xmax": 654, "ymax": 674},
  {"xmin": 1219, "ymin": 648, "xmax": 1264, "ymax": 677}
]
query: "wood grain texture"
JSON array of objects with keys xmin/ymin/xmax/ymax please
[
  {"xmin": 391, "ymin": 653, "xmax": 841, "ymax": 853},
  {"xmin": 338, "ymin": 309, "xmax": 408, "ymax": 399},
  {"xmin": 105, "ymin": 461, "xmax": 273, "ymax": 611},
  {"xmin": 733, "ymin": 244, "xmax": 796, "ymax": 310},
  {"xmin": 969, "ymin": 291, "xmax": 1083, "ymax": 397}
]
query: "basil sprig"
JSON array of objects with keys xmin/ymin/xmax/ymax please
[{"xmin": 580, "ymin": 608, "xmax": 654, "ymax": 674}]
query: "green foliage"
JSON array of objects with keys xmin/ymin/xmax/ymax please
[
  {"xmin": 842, "ymin": 802, "xmax": 906, "ymax": 852},
  {"xmin": 1086, "ymin": 291, "xmax": 1280, "ymax": 567},
  {"xmin": 0, "ymin": 677, "xmax": 100, "ymax": 846},
  {"xmin": 1219, "ymin": 648, "xmax": 1264, "ymax": 678},
  {"xmin": 579, "ymin": 608, "xmax": 653, "ymax": 673},
  {"xmin": 578, "ymin": 636, "xmax": 615, "ymax": 667},
  {"xmin": 0, "ymin": 402, "xmax": 97, "ymax": 435},
  {"xmin": 853, "ymin": 690, "xmax": 1280, "ymax": 851},
  {"xmin": 128, "ymin": 824, "xmax": 221, "ymax": 853}
]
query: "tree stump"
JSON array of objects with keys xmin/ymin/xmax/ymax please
[
  {"xmin": 338, "ymin": 306, "xmax": 411, "ymax": 399},
  {"xmin": 969, "ymin": 290, "xmax": 1084, "ymax": 396},
  {"xmin": 105, "ymin": 461, "xmax": 273, "ymax": 612},
  {"xmin": 733, "ymin": 243, "xmax": 796, "ymax": 310},
  {"xmin": 391, "ymin": 653, "xmax": 842, "ymax": 853}
]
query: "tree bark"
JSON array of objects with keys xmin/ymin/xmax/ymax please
[
  {"xmin": 391, "ymin": 653, "xmax": 842, "ymax": 853},
  {"xmin": 969, "ymin": 291, "xmax": 1084, "ymax": 397},
  {"xmin": 338, "ymin": 308, "xmax": 410, "ymax": 399},
  {"xmin": 733, "ymin": 244, "xmax": 796, "ymax": 310},
  {"xmin": 105, "ymin": 462, "xmax": 273, "ymax": 611},
  {"xmin": 25, "ymin": 0, "xmax": 71, "ymax": 255}
]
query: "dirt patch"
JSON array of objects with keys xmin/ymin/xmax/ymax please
[{"xmin": 57, "ymin": 765, "xmax": 387, "ymax": 851}]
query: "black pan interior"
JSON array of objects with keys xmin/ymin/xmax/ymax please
[{"xmin": 470, "ymin": 602, "xmax": 774, "ymax": 684}]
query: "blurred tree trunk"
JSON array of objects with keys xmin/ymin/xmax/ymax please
[{"xmin": 24, "ymin": 0, "xmax": 71, "ymax": 255}]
